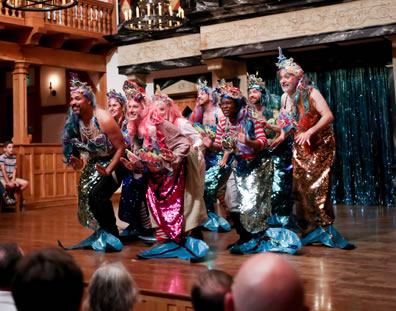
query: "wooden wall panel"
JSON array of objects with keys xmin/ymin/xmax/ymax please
[{"xmin": 9, "ymin": 144, "xmax": 80, "ymax": 209}]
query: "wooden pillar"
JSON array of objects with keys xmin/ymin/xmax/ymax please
[
  {"xmin": 204, "ymin": 58, "xmax": 247, "ymax": 95},
  {"xmin": 12, "ymin": 62, "xmax": 30, "ymax": 144},
  {"xmin": 97, "ymin": 72, "xmax": 107, "ymax": 109}
]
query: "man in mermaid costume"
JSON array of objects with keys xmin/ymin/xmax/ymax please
[
  {"xmin": 190, "ymin": 80, "xmax": 233, "ymax": 232},
  {"xmin": 271, "ymin": 48, "xmax": 355, "ymax": 249},
  {"xmin": 203, "ymin": 80, "xmax": 301, "ymax": 255},
  {"xmin": 247, "ymin": 73, "xmax": 295, "ymax": 229},
  {"xmin": 59, "ymin": 73, "xmax": 126, "ymax": 252}
]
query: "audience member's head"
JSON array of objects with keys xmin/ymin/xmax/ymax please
[
  {"xmin": 191, "ymin": 269, "xmax": 233, "ymax": 311},
  {"xmin": 225, "ymin": 253, "xmax": 306, "ymax": 311},
  {"xmin": 12, "ymin": 247, "xmax": 83, "ymax": 311},
  {"xmin": 0, "ymin": 243, "xmax": 23, "ymax": 290},
  {"xmin": 86, "ymin": 262, "xmax": 138, "ymax": 311}
]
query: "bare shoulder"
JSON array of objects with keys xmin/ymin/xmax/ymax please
[{"xmin": 95, "ymin": 107, "xmax": 118, "ymax": 132}]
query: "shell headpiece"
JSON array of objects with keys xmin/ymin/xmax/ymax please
[
  {"xmin": 247, "ymin": 72, "xmax": 266, "ymax": 92},
  {"xmin": 70, "ymin": 72, "xmax": 95, "ymax": 106},
  {"xmin": 276, "ymin": 47, "xmax": 304, "ymax": 77},
  {"xmin": 106, "ymin": 89, "xmax": 126, "ymax": 106},
  {"xmin": 123, "ymin": 80, "xmax": 146, "ymax": 101}
]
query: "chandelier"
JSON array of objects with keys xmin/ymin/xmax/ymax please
[
  {"xmin": 123, "ymin": 0, "xmax": 186, "ymax": 32},
  {"xmin": 2, "ymin": 0, "xmax": 78, "ymax": 11}
]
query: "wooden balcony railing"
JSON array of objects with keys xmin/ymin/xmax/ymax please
[
  {"xmin": 0, "ymin": 1, "xmax": 24, "ymax": 19},
  {"xmin": 0, "ymin": 0, "xmax": 113, "ymax": 36},
  {"xmin": 44, "ymin": 0, "xmax": 114, "ymax": 35}
]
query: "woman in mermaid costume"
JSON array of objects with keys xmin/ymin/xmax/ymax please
[
  {"xmin": 190, "ymin": 80, "xmax": 233, "ymax": 232},
  {"xmin": 203, "ymin": 80, "xmax": 301, "ymax": 255},
  {"xmin": 271, "ymin": 48, "xmax": 355, "ymax": 249},
  {"xmin": 60, "ymin": 73, "xmax": 126, "ymax": 252},
  {"xmin": 121, "ymin": 83, "xmax": 210, "ymax": 261},
  {"xmin": 153, "ymin": 88, "xmax": 208, "ymax": 237},
  {"xmin": 107, "ymin": 86, "xmax": 152, "ymax": 239},
  {"xmin": 247, "ymin": 73, "xmax": 295, "ymax": 229}
]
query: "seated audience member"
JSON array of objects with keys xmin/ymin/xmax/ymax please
[
  {"xmin": 191, "ymin": 269, "xmax": 233, "ymax": 311},
  {"xmin": 12, "ymin": 248, "xmax": 83, "ymax": 311},
  {"xmin": 86, "ymin": 262, "xmax": 138, "ymax": 311},
  {"xmin": 0, "ymin": 243, "xmax": 23, "ymax": 311},
  {"xmin": 224, "ymin": 253, "xmax": 307, "ymax": 311},
  {"xmin": 0, "ymin": 141, "xmax": 29, "ymax": 198}
]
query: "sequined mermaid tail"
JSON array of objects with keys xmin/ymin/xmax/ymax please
[
  {"xmin": 228, "ymin": 228, "xmax": 302, "ymax": 255},
  {"xmin": 293, "ymin": 125, "xmax": 336, "ymax": 231},
  {"xmin": 270, "ymin": 135, "xmax": 294, "ymax": 216},
  {"xmin": 138, "ymin": 237, "xmax": 211, "ymax": 262},
  {"xmin": 118, "ymin": 171, "xmax": 149, "ymax": 234},
  {"xmin": 201, "ymin": 150, "xmax": 232, "ymax": 232},
  {"xmin": 301, "ymin": 225, "xmax": 355, "ymax": 249},
  {"xmin": 146, "ymin": 163, "xmax": 186, "ymax": 243},
  {"xmin": 58, "ymin": 229, "xmax": 123, "ymax": 252},
  {"xmin": 235, "ymin": 153, "xmax": 273, "ymax": 234}
]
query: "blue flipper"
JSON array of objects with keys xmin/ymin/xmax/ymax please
[
  {"xmin": 229, "ymin": 228, "xmax": 302, "ymax": 255},
  {"xmin": 58, "ymin": 229, "xmax": 123, "ymax": 252},
  {"xmin": 301, "ymin": 225, "xmax": 355, "ymax": 249},
  {"xmin": 201, "ymin": 212, "xmax": 231, "ymax": 232},
  {"xmin": 138, "ymin": 237, "xmax": 210, "ymax": 261}
]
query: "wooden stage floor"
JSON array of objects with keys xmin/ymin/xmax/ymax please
[{"xmin": 1, "ymin": 204, "xmax": 396, "ymax": 311}]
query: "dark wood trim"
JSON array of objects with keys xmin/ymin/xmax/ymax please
[{"xmin": 118, "ymin": 56, "xmax": 203, "ymax": 75}]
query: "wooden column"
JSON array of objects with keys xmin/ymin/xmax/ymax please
[{"xmin": 12, "ymin": 62, "xmax": 30, "ymax": 144}]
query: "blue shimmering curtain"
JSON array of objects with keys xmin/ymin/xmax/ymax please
[{"xmin": 265, "ymin": 66, "xmax": 395, "ymax": 206}]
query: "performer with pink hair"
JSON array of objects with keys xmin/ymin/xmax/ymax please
[
  {"xmin": 154, "ymin": 89, "xmax": 207, "ymax": 238},
  {"xmin": 121, "ymin": 82, "xmax": 209, "ymax": 261},
  {"xmin": 271, "ymin": 48, "xmax": 354, "ymax": 249}
]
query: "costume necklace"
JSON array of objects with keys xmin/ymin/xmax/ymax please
[{"xmin": 79, "ymin": 113, "xmax": 96, "ymax": 140}]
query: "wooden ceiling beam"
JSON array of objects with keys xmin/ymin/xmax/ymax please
[{"xmin": 0, "ymin": 40, "xmax": 106, "ymax": 72}]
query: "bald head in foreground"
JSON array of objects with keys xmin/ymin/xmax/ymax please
[{"xmin": 225, "ymin": 253, "xmax": 307, "ymax": 311}]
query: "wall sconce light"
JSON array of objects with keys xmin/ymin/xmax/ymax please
[{"xmin": 49, "ymin": 81, "xmax": 56, "ymax": 96}]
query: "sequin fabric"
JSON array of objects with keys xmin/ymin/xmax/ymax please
[
  {"xmin": 204, "ymin": 150, "xmax": 233, "ymax": 213},
  {"xmin": 119, "ymin": 129, "xmax": 148, "ymax": 227},
  {"xmin": 255, "ymin": 106, "xmax": 294, "ymax": 217},
  {"xmin": 202, "ymin": 124, "xmax": 234, "ymax": 213},
  {"xmin": 269, "ymin": 135, "xmax": 294, "ymax": 216},
  {"xmin": 77, "ymin": 156, "xmax": 111, "ymax": 230},
  {"xmin": 235, "ymin": 152, "xmax": 273, "ymax": 233},
  {"xmin": 146, "ymin": 163, "xmax": 186, "ymax": 243},
  {"xmin": 74, "ymin": 117, "xmax": 115, "ymax": 230},
  {"xmin": 293, "ymin": 124, "xmax": 335, "ymax": 227}
]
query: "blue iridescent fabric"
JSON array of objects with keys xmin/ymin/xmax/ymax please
[
  {"xmin": 201, "ymin": 212, "xmax": 231, "ymax": 232},
  {"xmin": 58, "ymin": 229, "xmax": 123, "ymax": 252},
  {"xmin": 229, "ymin": 228, "xmax": 301, "ymax": 255},
  {"xmin": 138, "ymin": 237, "xmax": 210, "ymax": 261},
  {"xmin": 301, "ymin": 225, "xmax": 355, "ymax": 249}
]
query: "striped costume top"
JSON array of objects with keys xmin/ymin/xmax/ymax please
[
  {"xmin": 214, "ymin": 109, "xmax": 267, "ymax": 155},
  {"xmin": 0, "ymin": 153, "xmax": 17, "ymax": 179}
]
